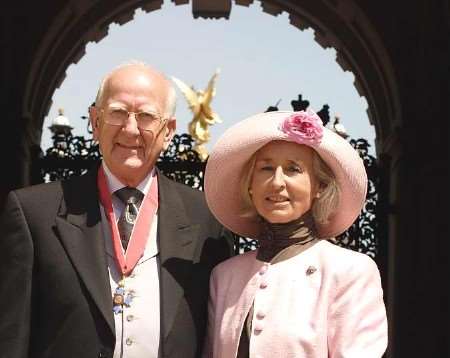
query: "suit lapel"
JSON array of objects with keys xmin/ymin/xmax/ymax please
[
  {"xmin": 54, "ymin": 168, "xmax": 114, "ymax": 336},
  {"xmin": 157, "ymin": 172, "xmax": 199, "ymax": 339}
]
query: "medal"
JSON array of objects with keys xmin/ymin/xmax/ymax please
[{"xmin": 112, "ymin": 277, "xmax": 134, "ymax": 314}]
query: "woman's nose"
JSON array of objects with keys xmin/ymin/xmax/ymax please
[{"xmin": 270, "ymin": 167, "xmax": 286, "ymax": 190}]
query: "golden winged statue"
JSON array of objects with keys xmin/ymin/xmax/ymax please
[{"xmin": 172, "ymin": 68, "xmax": 222, "ymax": 160}]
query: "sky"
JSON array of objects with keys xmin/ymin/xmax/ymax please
[{"xmin": 41, "ymin": 1, "xmax": 375, "ymax": 154}]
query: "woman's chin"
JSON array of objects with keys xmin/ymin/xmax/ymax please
[{"xmin": 262, "ymin": 213, "xmax": 295, "ymax": 224}]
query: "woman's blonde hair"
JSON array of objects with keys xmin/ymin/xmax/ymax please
[{"xmin": 239, "ymin": 145, "xmax": 340, "ymax": 225}]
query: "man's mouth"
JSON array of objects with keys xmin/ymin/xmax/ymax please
[{"xmin": 116, "ymin": 143, "xmax": 141, "ymax": 150}]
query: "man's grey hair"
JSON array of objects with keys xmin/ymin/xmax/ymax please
[{"xmin": 94, "ymin": 60, "xmax": 177, "ymax": 117}]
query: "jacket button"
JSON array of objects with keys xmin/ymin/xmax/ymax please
[
  {"xmin": 254, "ymin": 322, "xmax": 264, "ymax": 333},
  {"xmin": 98, "ymin": 350, "xmax": 109, "ymax": 358}
]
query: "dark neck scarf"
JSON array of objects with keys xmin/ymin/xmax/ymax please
[{"xmin": 256, "ymin": 212, "xmax": 318, "ymax": 262}]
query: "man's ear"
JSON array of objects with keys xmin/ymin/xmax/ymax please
[
  {"xmin": 89, "ymin": 106, "xmax": 100, "ymax": 140},
  {"xmin": 163, "ymin": 117, "xmax": 176, "ymax": 150}
]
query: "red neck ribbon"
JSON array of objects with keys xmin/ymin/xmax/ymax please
[{"xmin": 97, "ymin": 166, "xmax": 159, "ymax": 276}]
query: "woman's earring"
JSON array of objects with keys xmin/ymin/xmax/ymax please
[{"xmin": 248, "ymin": 188, "xmax": 253, "ymax": 196}]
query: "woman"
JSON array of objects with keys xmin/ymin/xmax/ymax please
[{"xmin": 203, "ymin": 110, "xmax": 387, "ymax": 357}]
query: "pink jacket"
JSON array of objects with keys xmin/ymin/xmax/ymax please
[{"xmin": 204, "ymin": 240, "xmax": 387, "ymax": 358}]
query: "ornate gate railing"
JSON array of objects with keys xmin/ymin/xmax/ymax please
[{"xmin": 39, "ymin": 96, "xmax": 379, "ymax": 258}]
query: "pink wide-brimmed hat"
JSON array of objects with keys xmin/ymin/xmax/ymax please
[{"xmin": 204, "ymin": 110, "xmax": 367, "ymax": 239}]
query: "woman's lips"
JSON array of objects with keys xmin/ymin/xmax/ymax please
[{"xmin": 266, "ymin": 195, "xmax": 289, "ymax": 203}]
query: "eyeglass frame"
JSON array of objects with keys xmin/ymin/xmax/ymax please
[{"xmin": 98, "ymin": 106, "xmax": 168, "ymax": 131}]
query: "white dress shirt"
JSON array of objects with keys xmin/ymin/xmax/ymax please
[{"xmin": 100, "ymin": 162, "xmax": 161, "ymax": 358}]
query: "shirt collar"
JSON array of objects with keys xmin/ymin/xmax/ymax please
[{"xmin": 101, "ymin": 161, "xmax": 155, "ymax": 196}]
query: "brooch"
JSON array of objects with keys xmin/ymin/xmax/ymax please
[{"xmin": 306, "ymin": 265, "xmax": 317, "ymax": 276}]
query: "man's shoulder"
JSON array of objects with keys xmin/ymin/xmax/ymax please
[
  {"xmin": 158, "ymin": 174, "xmax": 222, "ymax": 228},
  {"xmin": 5, "ymin": 180, "xmax": 64, "ymax": 222},
  {"xmin": 159, "ymin": 173, "xmax": 206, "ymax": 201},
  {"xmin": 12, "ymin": 170, "xmax": 95, "ymax": 208},
  {"xmin": 14, "ymin": 179, "xmax": 63, "ymax": 201}
]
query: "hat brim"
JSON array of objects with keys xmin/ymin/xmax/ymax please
[{"xmin": 205, "ymin": 111, "xmax": 367, "ymax": 239}]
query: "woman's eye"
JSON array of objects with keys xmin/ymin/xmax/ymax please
[
  {"xmin": 260, "ymin": 166, "xmax": 273, "ymax": 171},
  {"xmin": 288, "ymin": 165, "xmax": 302, "ymax": 173}
]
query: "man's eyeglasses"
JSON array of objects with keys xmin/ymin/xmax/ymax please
[{"xmin": 101, "ymin": 107, "xmax": 166, "ymax": 131}]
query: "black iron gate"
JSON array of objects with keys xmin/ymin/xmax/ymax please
[{"xmin": 39, "ymin": 96, "xmax": 379, "ymax": 257}]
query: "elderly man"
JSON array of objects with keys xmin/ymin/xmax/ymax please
[{"xmin": 0, "ymin": 63, "xmax": 233, "ymax": 358}]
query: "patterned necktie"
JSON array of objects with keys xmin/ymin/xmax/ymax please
[{"xmin": 115, "ymin": 187, "xmax": 144, "ymax": 251}]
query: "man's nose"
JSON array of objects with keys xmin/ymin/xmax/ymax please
[
  {"xmin": 270, "ymin": 167, "xmax": 286, "ymax": 189},
  {"xmin": 122, "ymin": 113, "xmax": 140, "ymax": 135}
]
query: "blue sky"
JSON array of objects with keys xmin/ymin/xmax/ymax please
[{"xmin": 42, "ymin": 1, "xmax": 375, "ymax": 154}]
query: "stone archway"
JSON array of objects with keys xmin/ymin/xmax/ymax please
[
  {"xmin": 26, "ymin": 0, "xmax": 399, "ymax": 289},
  {"xmin": 24, "ymin": 0, "xmax": 399, "ymax": 155},
  {"xmin": 26, "ymin": 0, "xmax": 400, "ymax": 345},
  {"xmin": 5, "ymin": 1, "xmax": 449, "ymax": 357}
]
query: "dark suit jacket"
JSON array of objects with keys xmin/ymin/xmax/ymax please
[{"xmin": 0, "ymin": 168, "xmax": 233, "ymax": 358}]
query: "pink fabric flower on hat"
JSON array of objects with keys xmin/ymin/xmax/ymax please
[{"xmin": 280, "ymin": 110, "xmax": 324, "ymax": 145}]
